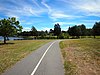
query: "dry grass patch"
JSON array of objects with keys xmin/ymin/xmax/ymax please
[
  {"xmin": 60, "ymin": 39, "xmax": 100, "ymax": 75},
  {"xmin": 0, "ymin": 40, "xmax": 50, "ymax": 74}
]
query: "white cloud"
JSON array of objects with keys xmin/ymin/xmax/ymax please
[
  {"xmin": 63, "ymin": 0, "xmax": 100, "ymax": 16},
  {"xmin": 42, "ymin": 0, "xmax": 70, "ymax": 20},
  {"xmin": 53, "ymin": 22, "xmax": 68, "ymax": 25},
  {"xmin": 32, "ymin": 0, "xmax": 41, "ymax": 8},
  {"xmin": 62, "ymin": 26, "xmax": 69, "ymax": 31},
  {"xmin": 41, "ymin": 0, "xmax": 52, "ymax": 13},
  {"xmin": 77, "ymin": 0, "xmax": 100, "ymax": 12},
  {"xmin": 53, "ymin": 21, "xmax": 97, "ymax": 27},
  {"xmin": 23, "ymin": 7, "xmax": 40, "ymax": 16},
  {"xmin": 22, "ymin": 27, "xmax": 31, "ymax": 31},
  {"xmin": 81, "ymin": 20, "xmax": 100, "ymax": 23},
  {"xmin": 41, "ymin": 0, "xmax": 83, "ymax": 20},
  {"xmin": 51, "ymin": 12, "xmax": 71, "ymax": 18},
  {"xmin": 25, "ymin": 22, "xmax": 33, "ymax": 25},
  {"xmin": 0, "ymin": 0, "xmax": 46, "ymax": 18},
  {"xmin": 5, "ymin": 12, "xmax": 19, "ymax": 19},
  {"xmin": 50, "ymin": 11, "xmax": 82, "ymax": 20},
  {"xmin": 41, "ymin": 27, "xmax": 52, "ymax": 31}
]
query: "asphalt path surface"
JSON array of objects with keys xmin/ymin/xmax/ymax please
[{"xmin": 2, "ymin": 40, "xmax": 64, "ymax": 75}]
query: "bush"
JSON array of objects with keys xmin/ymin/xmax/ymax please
[{"xmin": 58, "ymin": 33, "xmax": 69, "ymax": 39}]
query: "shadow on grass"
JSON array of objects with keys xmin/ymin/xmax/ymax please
[{"xmin": 0, "ymin": 43, "xmax": 15, "ymax": 45}]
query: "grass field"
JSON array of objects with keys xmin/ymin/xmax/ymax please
[
  {"xmin": 0, "ymin": 40, "xmax": 50, "ymax": 74},
  {"xmin": 60, "ymin": 39, "xmax": 100, "ymax": 75}
]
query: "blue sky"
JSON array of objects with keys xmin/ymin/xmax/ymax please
[{"xmin": 0, "ymin": 0, "xmax": 100, "ymax": 31}]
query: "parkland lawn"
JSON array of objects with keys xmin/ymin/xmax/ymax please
[
  {"xmin": 60, "ymin": 39, "xmax": 100, "ymax": 75},
  {"xmin": 0, "ymin": 40, "xmax": 50, "ymax": 74}
]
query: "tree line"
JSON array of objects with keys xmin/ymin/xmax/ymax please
[
  {"xmin": 18, "ymin": 23, "xmax": 64, "ymax": 39},
  {"xmin": 0, "ymin": 17, "xmax": 100, "ymax": 44},
  {"xmin": 68, "ymin": 22, "xmax": 100, "ymax": 38},
  {"xmin": 19, "ymin": 22, "xmax": 100, "ymax": 39}
]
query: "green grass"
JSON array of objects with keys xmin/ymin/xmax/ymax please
[
  {"xmin": 0, "ymin": 40, "xmax": 50, "ymax": 74},
  {"xmin": 64, "ymin": 60, "xmax": 77, "ymax": 75},
  {"xmin": 60, "ymin": 39, "xmax": 100, "ymax": 75}
]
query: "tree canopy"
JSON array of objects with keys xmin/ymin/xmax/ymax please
[
  {"xmin": 54, "ymin": 23, "xmax": 61, "ymax": 36},
  {"xmin": 78, "ymin": 24, "xmax": 86, "ymax": 36},
  {"xmin": 0, "ymin": 17, "xmax": 22, "ymax": 43},
  {"xmin": 92, "ymin": 22, "xmax": 100, "ymax": 38},
  {"xmin": 31, "ymin": 26, "xmax": 38, "ymax": 36},
  {"xmin": 68, "ymin": 24, "xmax": 87, "ymax": 38}
]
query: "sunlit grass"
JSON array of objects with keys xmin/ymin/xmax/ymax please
[
  {"xmin": 60, "ymin": 39, "xmax": 100, "ymax": 75},
  {"xmin": 0, "ymin": 40, "xmax": 50, "ymax": 74}
]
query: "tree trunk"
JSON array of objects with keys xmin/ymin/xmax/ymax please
[{"xmin": 4, "ymin": 36, "xmax": 6, "ymax": 44}]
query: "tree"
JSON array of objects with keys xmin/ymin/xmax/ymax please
[
  {"xmin": 78, "ymin": 24, "xmax": 86, "ymax": 36},
  {"xmin": 92, "ymin": 22, "xmax": 100, "ymax": 38},
  {"xmin": 68, "ymin": 25, "xmax": 81, "ymax": 38},
  {"xmin": 45, "ymin": 30, "xmax": 48, "ymax": 36},
  {"xmin": 68, "ymin": 25, "xmax": 87, "ymax": 38},
  {"xmin": 86, "ymin": 28, "xmax": 92, "ymax": 36},
  {"xmin": 0, "ymin": 17, "xmax": 22, "ymax": 44},
  {"xmin": 31, "ymin": 26, "xmax": 38, "ymax": 36},
  {"xmin": 54, "ymin": 23, "xmax": 61, "ymax": 36},
  {"xmin": 49, "ymin": 29, "xmax": 54, "ymax": 36},
  {"xmin": 20, "ymin": 31, "xmax": 31, "ymax": 36},
  {"xmin": 49, "ymin": 29, "xmax": 53, "ymax": 33},
  {"xmin": 61, "ymin": 31, "xmax": 70, "ymax": 39}
]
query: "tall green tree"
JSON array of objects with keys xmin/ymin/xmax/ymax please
[
  {"xmin": 78, "ymin": 24, "xmax": 86, "ymax": 36},
  {"xmin": 0, "ymin": 17, "xmax": 22, "ymax": 44},
  {"xmin": 31, "ymin": 26, "xmax": 38, "ymax": 36},
  {"xmin": 92, "ymin": 22, "xmax": 100, "ymax": 38},
  {"xmin": 68, "ymin": 25, "xmax": 81, "ymax": 38},
  {"xmin": 54, "ymin": 23, "xmax": 61, "ymax": 36},
  {"xmin": 45, "ymin": 30, "xmax": 48, "ymax": 36},
  {"xmin": 86, "ymin": 28, "xmax": 92, "ymax": 36}
]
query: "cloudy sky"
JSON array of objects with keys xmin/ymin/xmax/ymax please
[{"xmin": 0, "ymin": 0, "xmax": 100, "ymax": 31}]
